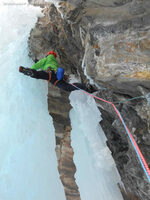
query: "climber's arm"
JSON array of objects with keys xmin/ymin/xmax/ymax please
[{"xmin": 30, "ymin": 57, "xmax": 47, "ymax": 70}]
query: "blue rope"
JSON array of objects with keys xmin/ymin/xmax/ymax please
[
  {"xmin": 114, "ymin": 96, "xmax": 145, "ymax": 104},
  {"xmin": 71, "ymin": 84, "xmax": 150, "ymax": 182},
  {"xmin": 116, "ymin": 108, "xmax": 150, "ymax": 182}
]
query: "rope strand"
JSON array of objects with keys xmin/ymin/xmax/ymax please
[
  {"xmin": 113, "ymin": 95, "xmax": 145, "ymax": 104},
  {"xmin": 71, "ymin": 83, "xmax": 150, "ymax": 182}
]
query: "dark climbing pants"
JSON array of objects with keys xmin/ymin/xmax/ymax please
[
  {"xmin": 31, "ymin": 70, "xmax": 49, "ymax": 80},
  {"xmin": 26, "ymin": 69, "xmax": 89, "ymax": 92}
]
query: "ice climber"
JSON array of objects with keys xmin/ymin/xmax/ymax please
[{"xmin": 19, "ymin": 51, "xmax": 89, "ymax": 92}]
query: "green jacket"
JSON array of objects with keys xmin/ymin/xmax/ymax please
[{"xmin": 31, "ymin": 54, "xmax": 58, "ymax": 72}]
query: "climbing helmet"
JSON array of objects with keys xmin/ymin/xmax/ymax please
[{"xmin": 46, "ymin": 51, "xmax": 57, "ymax": 58}]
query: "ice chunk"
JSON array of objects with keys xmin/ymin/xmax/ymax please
[{"xmin": 69, "ymin": 91, "xmax": 123, "ymax": 200}]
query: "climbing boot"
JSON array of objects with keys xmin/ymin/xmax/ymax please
[
  {"xmin": 19, "ymin": 66, "xmax": 34, "ymax": 77},
  {"xmin": 19, "ymin": 66, "xmax": 26, "ymax": 73}
]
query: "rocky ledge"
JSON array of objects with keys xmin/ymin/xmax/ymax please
[{"xmin": 28, "ymin": 1, "xmax": 150, "ymax": 200}]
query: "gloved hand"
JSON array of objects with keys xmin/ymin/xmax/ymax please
[{"xmin": 63, "ymin": 74, "xmax": 69, "ymax": 81}]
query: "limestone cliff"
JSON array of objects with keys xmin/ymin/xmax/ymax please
[{"xmin": 28, "ymin": 1, "xmax": 150, "ymax": 200}]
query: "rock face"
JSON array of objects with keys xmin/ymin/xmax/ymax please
[
  {"xmin": 60, "ymin": 0, "xmax": 150, "ymax": 96},
  {"xmin": 83, "ymin": 9, "xmax": 150, "ymax": 96},
  {"xmin": 28, "ymin": 0, "xmax": 45, "ymax": 7},
  {"xmin": 95, "ymin": 89, "xmax": 150, "ymax": 200},
  {"xmin": 47, "ymin": 84, "xmax": 80, "ymax": 200},
  {"xmin": 28, "ymin": 1, "xmax": 150, "ymax": 200},
  {"xmin": 28, "ymin": 3, "xmax": 81, "ymax": 200}
]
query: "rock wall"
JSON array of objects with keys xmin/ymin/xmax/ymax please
[
  {"xmin": 28, "ymin": 3, "xmax": 82, "ymax": 200},
  {"xmin": 95, "ymin": 89, "xmax": 150, "ymax": 200},
  {"xmin": 28, "ymin": 0, "xmax": 45, "ymax": 7},
  {"xmin": 47, "ymin": 84, "xmax": 80, "ymax": 200},
  {"xmin": 28, "ymin": 1, "xmax": 150, "ymax": 200}
]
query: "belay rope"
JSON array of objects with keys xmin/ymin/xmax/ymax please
[
  {"xmin": 113, "ymin": 95, "xmax": 145, "ymax": 104},
  {"xmin": 71, "ymin": 84, "xmax": 150, "ymax": 183}
]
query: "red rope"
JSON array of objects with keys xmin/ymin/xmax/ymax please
[{"xmin": 71, "ymin": 84, "xmax": 150, "ymax": 182}]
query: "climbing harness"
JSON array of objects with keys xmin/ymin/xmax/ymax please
[
  {"xmin": 47, "ymin": 70, "xmax": 59, "ymax": 86},
  {"xmin": 54, "ymin": 80, "xmax": 59, "ymax": 86},
  {"xmin": 47, "ymin": 68, "xmax": 52, "ymax": 82},
  {"xmin": 71, "ymin": 83, "xmax": 150, "ymax": 183},
  {"xmin": 48, "ymin": 71, "xmax": 52, "ymax": 82}
]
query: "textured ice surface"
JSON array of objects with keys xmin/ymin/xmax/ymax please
[
  {"xmin": 0, "ymin": 3, "xmax": 65, "ymax": 200},
  {"xmin": 69, "ymin": 91, "xmax": 123, "ymax": 200}
]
